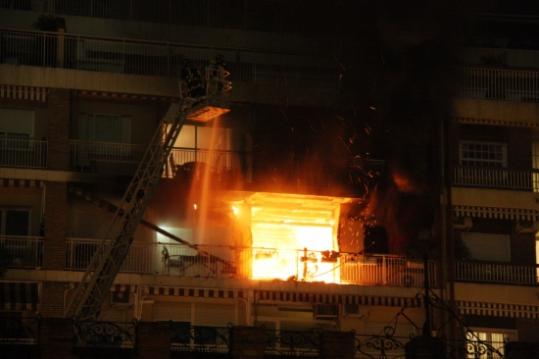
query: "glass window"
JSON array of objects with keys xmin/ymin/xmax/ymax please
[
  {"xmin": 0, "ymin": 109, "xmax": 35, "ymax": 137},
  {"xmin": 460, "ymin": 141, "xmax": 507, "ymax": 168},
  {"xmin": 77, "ymin": 113, "xmax": 132, "ymax": 143},
  {"xmin": 461, "ymin": 232, "xmax": 511, "ymax": 262},
  {"xmin": 466, "ymin": 330, "xmax": 513, "ymax": 359},
  {"xmin": 1, "ymin": 209, "xmax": 30, "ymax": 236}
]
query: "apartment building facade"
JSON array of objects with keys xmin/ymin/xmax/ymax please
[
  {"xmin": 450, "ymin": 10, "xmax": 539, "ymax": 358},
  {"xmin": 1, "ymin": 1, "xmax": 536, "ymax": 358}
]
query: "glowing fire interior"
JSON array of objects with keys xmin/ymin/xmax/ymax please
[{"xmin": 242, "ymin": 193, "xmax": 348, "ymax": 284}]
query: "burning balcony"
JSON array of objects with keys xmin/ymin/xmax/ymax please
[
  {"xmin": 116, "ymin": 190, "xmax": 435, "ymax": 287},
  {"xmin": 230, "ymin": 192, "xmax": 347, "ymax": 284},
  {"xmin": 64, "ymin": 237, "xmax": 435, "ymax": 288}
]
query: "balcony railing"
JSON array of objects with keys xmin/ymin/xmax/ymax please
[
  {"xmin": 341, "ymin": 254, "xmax": 437, "ymax": 288},
  {"xmin": 460, "ymin": 66, "xmax": 539, "ymax": 102},
  {"xmin": 69, "ymin": 140, "xmax": 145, "ymax": 172},
  {"xmin": 164, "ymin": 147, "xmax": 243, "ymax": 178},
  {"xmin": 453, "ymin": 166, "xmax": 533, "ymax": 191},
  {"xmin": 456, "ymin": 261, "xmax": 537, "ymax": 286},
  {"xmin": 0, "ymin": 316, "xmax": 39, "ymax": 346},
  {"xmin": 0, "ymin": 135, "xmax": 47, "ymax": 169},
  {"xmin": 66, "ymin": 238, "xmax": 249, "ymax": 277},
  {"xmin": 65, "ymin": 238, "xmax": 435, "ymax": 288},
  {"xmin": 0, "ymin": 236, "xmax": 43, "ymax": 268},
  {"xmin": 0, "ymin": 28, "xmax": 336, "ymax": 85}
]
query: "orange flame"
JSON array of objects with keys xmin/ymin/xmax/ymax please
[{"xmin": 232, "ymin": 192, "xmax": 352, "ymax": 284}]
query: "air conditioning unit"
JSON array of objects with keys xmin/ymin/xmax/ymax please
[{"xmin": 313, "ymin": 304, "xmax": 338, "ymax": 320}]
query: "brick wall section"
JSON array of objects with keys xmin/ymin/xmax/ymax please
[
  {"xmin": 39, "ymin": 318, "xmax": 76, "ymax": 359},
  {"xmin": 137, "ymin": 322, "xmax": 170, "ymax": 358},
  {"xmin": 40, "ymin": 282, "xmax": 67, "ymax": 318},
  {"xmin": 319, "ymin": 331, "xmax": 355, "ymax": 359},
  {"xmin": 46, "ymin": 89, "xmax": 70, "ymax": 170},
  {"xmin": 43, "ymin": 181, "xmax": 68, "ymax": 270},
  {"xmin": 230, "ymin": 326, "xmax": 266, "ymax": 359}
]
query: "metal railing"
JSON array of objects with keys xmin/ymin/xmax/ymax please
[
  {"xmin": 66, "ymin": 238, "xmax": 244, "ymax": 277},
  {"xmin": 74, "ymin": 320, "xmax": 136, "ymax": 348},
  {"xmin": 456, "ymin": 261, "xmax": 537, "ymax": 286},
  {"xmin": 453, "ymin": 166, "xmax": 533, "ymax": 191},
  {"xmin": 0, "ymin": 28, "xmax": 336, "ymax": 85},
  {"xmin": 170, "ymin": 324, "xmax": 230, "ymax": 354},
  {"xmin": 164, "ymin": 146, "xmax": 242, "ymax": 178},
  {"xmin": 341, "ymin": 254, "xmax": 438, "ymax": 288},
  {"xmin": 69, "ymin": 140, "xmax": 145, "ymax": 171},
  {"xmin": 0, "ymin": 316, "xmax": 39, "ymax": 346},
  {"xmin": 0, "ymin": 135, "xmax": 47, "ymax": 169},
  {"xmin": 460, "ymin": 66, "xmax": 539, "ymax": 102},
  {"xmin": 64, "ymin": 238, "xmax": 435, "ymax": 288},
  {"xmin": 0, "ymin": 235, "xmax": 43, "ymax": 268}
]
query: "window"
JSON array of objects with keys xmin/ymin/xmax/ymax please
[
  {"xmin": 461, "ymin": 232, "xmax": 511, "ymax": 262},
  {"xmin": 0, "ymin": 208, "xmax": 30, "ymax": 236},
  {"xmin": 0, "ymin": 108, "xmax": 35, "ymax": 139},
  {"xmin": 459, "ymin": 141, "xmax": 507, "ymax": 168},
  {"xmin": 77, "ymin": 113, "xmax": 132, "ymax": 143},
  {"xmin": 74, "ymin": 113, "xmax": 133, "ymax": 167},
  {"xmin": 170, "ymin": 124, "xmax": 232, "ymax": 170},
  {"xmin": 466, "ymin": 330, "xmax": 512, "ymax": 359}
]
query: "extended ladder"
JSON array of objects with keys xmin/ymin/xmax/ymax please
[{"xmin": 66, "ymin": 67, "xmax": 230, "ymax": 320}]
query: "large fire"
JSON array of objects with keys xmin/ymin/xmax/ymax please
[{"xmin": 232, "ymin": 192, "xmax": 353, "ymax": 284}]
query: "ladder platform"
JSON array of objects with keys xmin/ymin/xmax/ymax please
[{"xmin": 186, "ymin": 104, "xmax": 230, "ymax": 122}]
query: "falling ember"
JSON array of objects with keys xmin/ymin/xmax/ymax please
[{"xmin": 231, "ymin": 192, "xmax": 354, "ymax": 284}]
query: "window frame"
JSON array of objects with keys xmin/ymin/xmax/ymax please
[
  {"xmin": 0, "ymin": 207, "xmax": 31, "ymax": 236},
  {"xmin": 459, "ymin": 141, "xmax": 508, "ymax": 168},
  {"xmin": 466, "ymin": 328, "xmax": 516, "ymax": 359}
]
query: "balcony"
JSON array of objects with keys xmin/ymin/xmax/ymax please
[
  {"xmin": 459, "ymin": 66, "xmax": 539, "ymax": 102},
  {"xmin": 0, "ymin": 28, "xmax": 336, "ymax": 97},
  {"xmin": 456, "ymin": 261, "xmax": 537, "ymax": 286},
  {"xmin": 163, "ymin": 146, "xmax": 245, "ymax": 179},
  {"xmin": 0, "ymin": 135, "xmax": 47, "ymax": 169},
  {"xmin": 69, "ymin": 140, "xmax": 145, "ymax": 174},
  {"xmin": 0, "ymin": 236, "xmax": 43, "ymax": 269},
  {"xmin": 65, "ymin": 238, "xmax": 436, "ymax": 288},
  {"xmin": 69, "ymin": 141, "xmax": 247, "ymax": 178},
  {"xmin": 453, "ymin": 166, "xmax": 534, "ymax": 191}
]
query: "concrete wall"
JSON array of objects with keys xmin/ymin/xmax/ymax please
[{"xmin": 43, "ymin": 181, "xmax": 68, "ymax": 269}]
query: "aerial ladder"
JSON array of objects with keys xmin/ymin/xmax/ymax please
[{"xmin": 65, "ymin": 62, "xmax": 231, "ymax": 321}]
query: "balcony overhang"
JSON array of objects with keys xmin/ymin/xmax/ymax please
[
  {"xmin": 0, "ymin": 64, "xmax": 337, "ymax": 107},
  {"xmin": 452, "ymin": 187, "xmax": 539, "ymax": 221}
]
